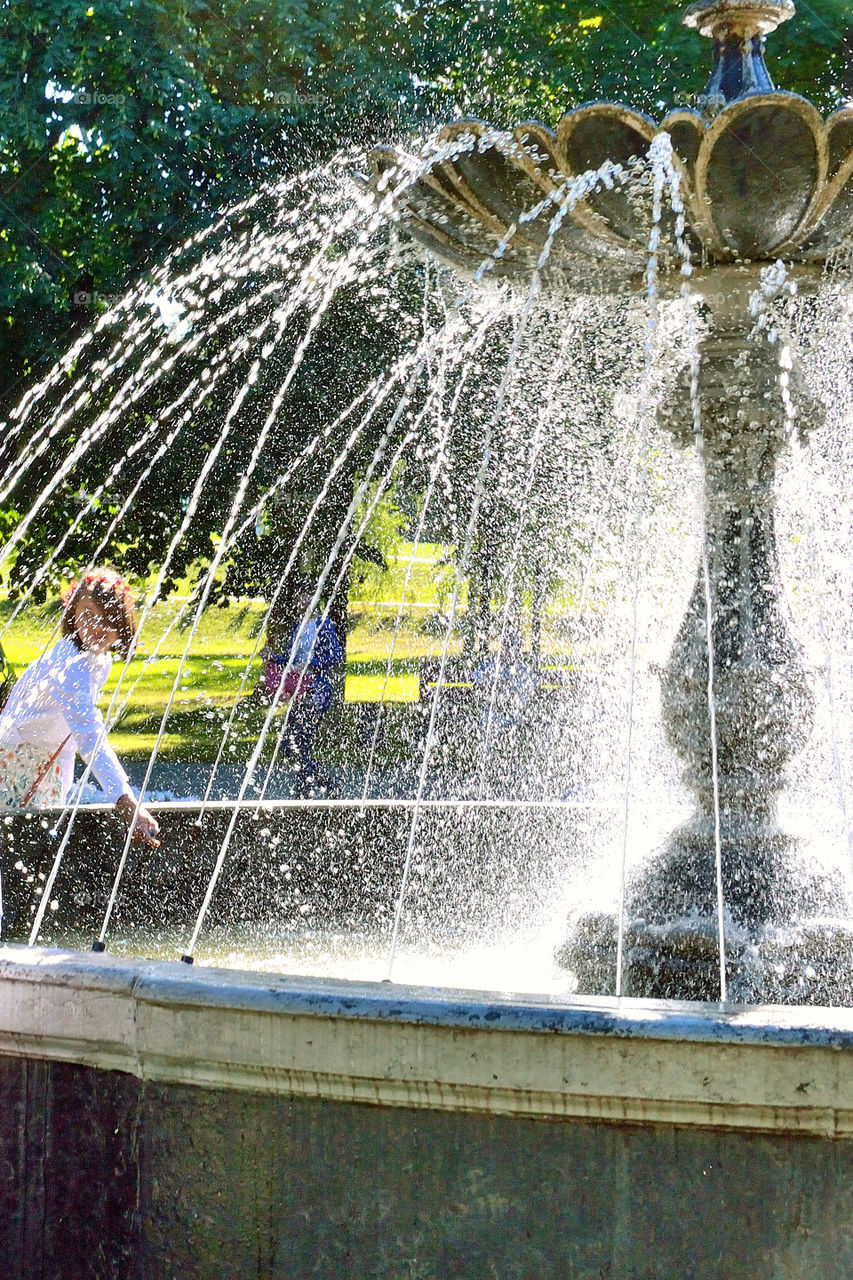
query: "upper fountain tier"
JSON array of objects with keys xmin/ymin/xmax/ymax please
[{"xmin": 364, "ymin": 1, "xmax": 853, "ymax": 283}]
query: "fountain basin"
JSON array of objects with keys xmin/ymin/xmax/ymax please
[
  {"xmin": 0, "ymin": 799, "xmax": 588, "ymax": 943},
  {"xmin": 4, "ymin": 947, "xmax": 853, "ymax": 1277}
]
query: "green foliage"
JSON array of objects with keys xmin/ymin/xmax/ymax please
[
  {"xmin": 2, "ymin": 0, "xmax": 848, "ymax": 400},
  {"xmin": 409, "ymin": 1, "xmax": 850, "ymax": 125},
  {"xmin": 0, "ymin": 0, "xmax": 421, "ymax": 398},
  {"xmin": 2, "ymin": 0, "xmax": 849, "ymax": 622},
  {"xmin": 0, "ymin": 173, "xmax": 432, "ymax": 602},
  {"xmin": 348, "ymin": 466, "xmax": 410, "ymax": 601}
]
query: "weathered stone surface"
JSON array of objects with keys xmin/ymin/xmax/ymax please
[
  {"xmin": 0, "ymin": 1059, "xmax": 139, "ymax": 1280},
  {"xmin": 7, "ymin": 950, "xmax": 853, "ymax": 1274},
  {"xmin": 4, "ymin": 1054, "xmax": 853, "ymax": 1279}
]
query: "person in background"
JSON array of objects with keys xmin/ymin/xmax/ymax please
[
  {"xmin": 257, "ymin": 587, "xmax": 291, "ymax": 704},
  {"xmin": 0, "ymin": 569, "xmax": 160, "ymax": 844},
  {"xmin": 264, "ymin": 582, "xmax": 344, "ymax": 782},
  {"xmin": 472, "ymin": 629, "xmax": 538, "ymax": 742}
]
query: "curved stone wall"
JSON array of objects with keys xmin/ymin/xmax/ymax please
[{"xmin": 2, "ymin": 949, "xmax": 853, "ymax": 1277}]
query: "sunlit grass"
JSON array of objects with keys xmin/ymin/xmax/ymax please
[
  {"xmin": 345, "ymin": 672, "xmax": 420, "ymax": 703},
  {"xmin": 0, "ymin": 567, "xmax": 581, "ymax": 763},
  {"xmin": 0, "ymin": 596, "xmax": 446, "ymax": 762}
]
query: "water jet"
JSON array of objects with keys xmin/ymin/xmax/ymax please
[{"xmin": 368, "ymin": 0, "xmax": 853, "ymax": 1003}]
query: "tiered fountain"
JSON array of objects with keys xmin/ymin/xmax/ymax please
[
  {"xmin": 368, "ymin": 0, "xmax": 853, "ymax": 1005},
  {"xmin": 5, "ymin": 3, "xmax": 853, "ymax": 1276}
]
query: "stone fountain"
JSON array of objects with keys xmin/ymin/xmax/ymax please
[
  {"xmin": 8, "ymin": 6, "xmax": 853, "ymax": 1276},
  {"xmin": 367, "ymin": 0, "xmax": 853, "ymax": 1003}
]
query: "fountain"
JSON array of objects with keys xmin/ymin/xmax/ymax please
[
  {"xmin": 366, "ymin": 0, "xmax": 853, "ymax": 1005},
  {"xmin": 5, "ymin": 2, "xmax": 853, "ymax": 1275}
]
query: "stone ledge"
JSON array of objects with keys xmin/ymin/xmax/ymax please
[{"xmin": 2, "ymin": 946, "xmax": 853, "ymax": 1135}]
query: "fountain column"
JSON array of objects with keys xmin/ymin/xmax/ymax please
[
  {"xmin": 620, "ymin": 303, "xmax": 853, "ymax": 999},
  {"xmin": 563, "ymin": 295, "xmax": 853, "ymax": 1003},
  {"xmin": 659, "ymin": 328, "xmax": 816, "ymax": 850}
]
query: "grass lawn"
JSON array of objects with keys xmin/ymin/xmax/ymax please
[
  {"xmin": 0, "ymin": 594, "xmax": 461, "ymax": 764},
  {"xmin": 0, "ymin": 539, "xmax": 583, "ymax": 765}
]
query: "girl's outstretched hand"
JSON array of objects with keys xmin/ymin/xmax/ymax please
[{"xmin": 115, "ymin": 794, "xmax": 161, "ymax": 846}]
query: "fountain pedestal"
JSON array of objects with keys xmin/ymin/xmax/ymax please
[
  {"xmin": 563, "ymin": 305, "xmax": 853, "ymax": 1004},
  {"xmin": 369, "ymin": 0, "xmax": 853, "ymax": 1005}
]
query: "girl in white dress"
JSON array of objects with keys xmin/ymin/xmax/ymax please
[{"xmin": 0, "ymin": 569, "xmax": 159, "ymax": 844}]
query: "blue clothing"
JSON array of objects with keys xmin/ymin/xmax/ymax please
[{"xmin": 274, "ymin": 616, "xmax": 344, "ymax": 714}]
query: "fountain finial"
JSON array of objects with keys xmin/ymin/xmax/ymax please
[
  {"xmin": 684, "ymin": 0, "xmax": 795, "ymax": 102},
  {"xmin": 684, "ymin": 1, "xmax": 795, "ymax": 41}
]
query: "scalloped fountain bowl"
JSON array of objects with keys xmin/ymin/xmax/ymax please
[{"xmin": 365, "ymin": 31, "xmax": 853, "ymax": 284}]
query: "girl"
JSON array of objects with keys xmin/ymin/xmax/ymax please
[{"xmin": 0, "ymin": 569, "xmax": 159, "ymax": 844}]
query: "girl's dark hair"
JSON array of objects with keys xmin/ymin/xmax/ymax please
[{"xmin": 61, "ymin": 570, "xmax": 138, "ymax": 661}]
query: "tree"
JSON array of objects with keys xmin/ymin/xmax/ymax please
[
  {"xmin": 414, "ymin": 0, "xmax": 851, "ymax": 125},
  {"xmin": 2, "ymin": 0, "xmax": 848, "ymax": 627},
  {"xmin": 4, "ymin": 0, "xmax": 846, "ymax": 402},
  {"xmin": 0, "ymin": 168, "xmax": 441, "ymax": 651},
  {"xmin": 0, "ymin": 0, "xmax": 426, "ymax": 401}
]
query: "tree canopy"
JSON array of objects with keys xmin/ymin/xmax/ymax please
[
  {"xmin": 2, "ymin": 0, "xmax": 848, "ymax": 398},
  {"xmin": 1, "ymin": 0, "xmax": 850, "ymax": 629},
  {"xmin": 0, "ymin": 0, "xmax": 424, "ymax": 397}
]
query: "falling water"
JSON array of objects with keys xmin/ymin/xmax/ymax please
[{"xmin": 6, "ymin": 122, "xmax": 850, "ymax": 998}]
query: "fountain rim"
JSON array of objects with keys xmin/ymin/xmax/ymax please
[
  {"xmin": 5, "ymin": 945, "xmax": 853, "ymax": 1137},
  {"xmin": 6, "ymin": 796, "xmax": 595, "ymax": 814},
  {"xmin": 7, "ymin": 943, "xmax": 853, "ymax": 1043}
]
